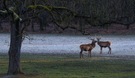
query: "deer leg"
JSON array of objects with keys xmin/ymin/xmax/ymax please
[
  {"xmin": 88, "ymin": 50, "xmax": 91, "ymax": 57},
  {"xmin": 89, "ymin": 51, "xmax": 91, "ymax": 57},
  {"xmin": 88, "ymin": 51, "xmax": 90, "ymax": 57},
  {"xmin": 80, "ymin": 50, "xmax": 83, "ymax": 58},
  {"xmin": 88, "ymin": 51, "xmax": 89, "ymax": 57},
  {"xmin": 100, "ymin": 47, "xmax": 102, "ymax": 54},
  {"xmin": 108, "ymin": 46, "xmax": 111, "ymax": 54}
]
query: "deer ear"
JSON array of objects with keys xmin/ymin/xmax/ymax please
[
  {"xmin": 96, "ymin": 36, "xmax": 101, "ymax": 39},
  {"xmin": 90, "ymin": 39, "xmax": 93, "ymax": 40},
  {"xmin": 91, "ymin": 39, "xmax": 95, "ymax": 41}
]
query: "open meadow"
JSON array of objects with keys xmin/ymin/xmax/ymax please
[{"xmin": 0, "ymin": 53, "xmax": 135, "ymax": 78}]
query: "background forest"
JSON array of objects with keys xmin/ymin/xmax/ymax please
[{"xmin": 0, "ymin": 0, "xmax": 135, "ymax": 34}]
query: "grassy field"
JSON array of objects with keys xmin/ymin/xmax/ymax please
[{"xmin": 0, "ymin": 53, "xmax": 135, "ymax": 78}]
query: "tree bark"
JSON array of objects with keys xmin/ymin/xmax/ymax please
[
  {"xmin": 31, "ymin": 19, "xmax": 35, "ymax": 32},
  {"xmin": 7, "ymin": 19, "xmax": 23, "ymax": 75},
  {"xmin": 0, "ymin": 20, "xmax": 3, "ymax": 30},
  {"xmin": 126, "ymin": 24, "xmax": 130, "ymax": 30}
]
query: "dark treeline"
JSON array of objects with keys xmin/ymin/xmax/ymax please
[{"xmin": 0, "ymin": 0, "xmax": 135, "ymax": 34}]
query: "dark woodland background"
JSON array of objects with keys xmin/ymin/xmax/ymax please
[{"xmin": 0, "ymin": 0, "xmax": 135, "ymax": 35}]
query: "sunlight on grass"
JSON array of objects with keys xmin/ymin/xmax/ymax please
[{"xmin": 0, "ymin": 53, "xmax": 135, "ymax": 78}]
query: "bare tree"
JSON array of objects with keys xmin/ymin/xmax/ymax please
[{"xmin": 0, "ymin": 0, "xmax": 74, "ymax": 75}]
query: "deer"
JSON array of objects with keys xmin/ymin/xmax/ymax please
[
  {"xmin": 96, "ymin": 37, "xmax": 111, "ymax": 54},
  {"xmin": 80, "ymin": 38, "xmax": 97, "ymax": 58}
]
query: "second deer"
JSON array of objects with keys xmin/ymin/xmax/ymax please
[{"xmin": 96, "ymin": 37, "xmax": 111, "ymax": 54}]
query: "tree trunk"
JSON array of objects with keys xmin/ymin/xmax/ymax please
[
  {"xmin": 0, "ymin": 20, "xmax": 3, "ymax": 30},
  {"xmin": 31, "ymin": 19, "xmax": 35, "ymax": 32},
  {"xmin": 7, "ymin": 19, "xmax": 23, "ymax": 75},
  {"xmin": 126, "ymin": 24, "xmax": 130, "ymax": 30}
]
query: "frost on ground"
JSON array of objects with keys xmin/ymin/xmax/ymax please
[{"xmin": 0, "ymin": 33, "xmax": 135, "ymax": 57}]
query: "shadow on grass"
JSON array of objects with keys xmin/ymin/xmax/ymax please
[{"xmin": 1, "ymin": 73, "xmax": 39, "ymax": 78}]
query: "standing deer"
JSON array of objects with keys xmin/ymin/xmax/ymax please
[
  {"xmin": 96, "ymin": 37, "xmax": 111, "ymax": 54},
  {"xmin": 80, "ymin": 39, "xmax": 97, "ymax": 58}
]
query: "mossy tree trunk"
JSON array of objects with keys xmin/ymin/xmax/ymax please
[{"xmin": 7, "ymin": 19, "xmax": 23, "ymax": 75}]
